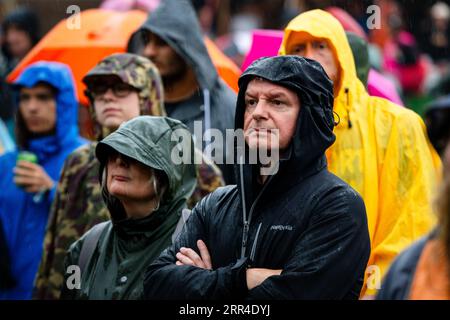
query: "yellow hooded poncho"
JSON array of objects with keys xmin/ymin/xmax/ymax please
[{"xmin": 279, "ymin": 9, "xmax": 442, "ymax": 296}]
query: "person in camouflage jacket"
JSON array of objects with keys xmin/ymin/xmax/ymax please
[{"xmin": 34, "ymin": 53, "xmax": 224, "ymax": 299}]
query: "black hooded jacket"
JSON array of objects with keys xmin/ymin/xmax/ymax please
[
  {"xmin": 143, "ymin": 56, "xmax": 371, "ymax": 300},
  {"xmin": 135, "ymin": 0, "xmax": 236, "ymax": 184}
]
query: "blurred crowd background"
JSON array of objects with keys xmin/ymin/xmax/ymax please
[{"xmin": 1, "ymin": 0, "xmax": 449, "ymax": 121}]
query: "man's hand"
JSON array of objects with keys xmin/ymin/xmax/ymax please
[
  {"xmin": 246, "ymin": 268, "xmax": 282, "ymax": 290},
  {"xmin": 13, "ymin": 161, "xmax": 54, "ymax": 193},
  {"xmin": 175, "ymin": 240, "xmax": 212, "ymax": 270}
]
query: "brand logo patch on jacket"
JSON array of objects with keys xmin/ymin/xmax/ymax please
[{"xmin": 270, "ymin": 225, "xmax": 294, "ymax": 231}]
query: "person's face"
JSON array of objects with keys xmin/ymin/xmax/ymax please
[
  {"xmin": 286, "ymin": 32, "xmax": 340, "ymax": 88},
  {"xmin": 243, "ymin": 79, "xmax": 300, "ymax": 151},
  {"xmin": 141, "ymin": 32, "xmax": 187, "ymax": 80},
  {"xmin": 91, "ymin": 76, "xmax": 140, "ymax": 130},
  {"xmin": 5, "ymin": 26, "xmax": 33, "ymax": 59},
  {"xmin": 106, "ymin": 151, "xmax": 155, "ymax": 202},
  {"xmin": 19, "ymin": 84, "xmax": 57, "ymax": 134}
]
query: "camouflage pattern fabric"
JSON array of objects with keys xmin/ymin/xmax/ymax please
[
  {"xmin": 83, "ymin": 52, "xmax": 166, "ymax": 140},
  {"xmin": 33, "ymin": 53, "xmax": 224, "ymax": 299}
]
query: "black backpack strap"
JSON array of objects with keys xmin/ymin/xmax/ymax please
[
  {"xmin": 78, "ymin": 222, "xmax": 109, "ymax": 274},
  {"xmin": 171, "ymin": 208, "xmax": 192, "ymax": 243}
]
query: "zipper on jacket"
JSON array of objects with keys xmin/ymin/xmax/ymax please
[
  {"xmin": 249, "ymin": 222, "xmax": 263, "ymax": 264},
  {"xmin": 239, "ymin": 159, "xmax": 248, "ymax": 258},
  {"xmin": 239, "ymin": 158, "xmax": 274, "ymax": 259}
]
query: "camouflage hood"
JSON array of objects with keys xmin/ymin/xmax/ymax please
[{"xmin": 83, "ymin": 53, "xmax": 166, "ymax": 140}]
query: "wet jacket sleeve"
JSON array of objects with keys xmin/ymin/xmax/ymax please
[
  {"xmin": 367, "ymin": 110, "xmax": 440, "ymax": 295},
  {"xmin": 143, "ymin": 193, "xmax": 248, "ymax": 300},
  {"xmin": 247, "ymin": 188, "xmax": 371, "ymax": 300}
]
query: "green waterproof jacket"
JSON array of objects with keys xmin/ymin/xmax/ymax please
[{"xmin": 61, "ymin": 116, "xmax": 197, "ymax": 299}]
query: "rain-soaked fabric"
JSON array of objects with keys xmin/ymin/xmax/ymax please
[
  {"xmin": 0, "ymin": 62, "xmax": 87, "ymax": 299},
  {"xmin": 143, "ymin": 56, "xmax": 370, "ymax": 300},
  {"xmin": 34, "ymin": 54, "xmax": 224, "ymax": 300},
  {"xmin": 279, "ymin": 9, "xmax": 442, "ymax": 296},
  {"xmin": 60, "ymin": 116, "xmax": 197, "ymax": 299}
]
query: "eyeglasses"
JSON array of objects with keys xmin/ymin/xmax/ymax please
[{"xmin": 89, "ymin": 82, "xmax": 137, "ymax": 99}]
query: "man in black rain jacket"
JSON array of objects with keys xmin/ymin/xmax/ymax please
[{"xmin": 143, "ymin": 55, "xmax": 371, "ymax": 300}]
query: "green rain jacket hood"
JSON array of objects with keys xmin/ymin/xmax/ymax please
[{"xmin": 96, "ymin": 116, "xmax": 197, "ymax": 225}]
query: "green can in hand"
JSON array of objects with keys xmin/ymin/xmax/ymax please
[
  {"xmin": 17, "ymin": 151, "xmax": 38, "ymax": 164},
  {"xmin": 15, "ymin": 151, "xmax": 39, "ymax": 193}
]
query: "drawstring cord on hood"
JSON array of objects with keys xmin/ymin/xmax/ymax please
[
  {"xmin": 333, "ymin": 111, "xmax": 341, "ymax": 127},
  {"xmin": 345, "ymin": 88, "xmax": 352, "ymax": 129},
  {"xmin": 151, "ymin": 173, "xmax": 161, "ymax": 212},
  {"xmin": 202, "ymin": 88, "xmax": 213, "ymax": 160},
  {"xmin": 203, "ymin": 88, "xmax": 211, "ymax": 136}
]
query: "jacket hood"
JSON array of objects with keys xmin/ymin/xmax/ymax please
[
  {"xmin": 279, "ymin": 9, "xmax": 367, "ymax": 129},
  {"xmin": 236, "ymin": 55, "xmax": 335, "ymax": 176},
  {"xmin": 96, "ymin": 116, "xmax": 197, "ymax": 222},
  {"xmin": 82, "ymin": 53, "xmax": 166, "ymax": 140},
  {"xmin": 13, "ymin": 61, "xmax": 81, "ymax": 153},
  {"xmin": 138, "ymin": 0, "xmax": 218, "ymax": 91}
]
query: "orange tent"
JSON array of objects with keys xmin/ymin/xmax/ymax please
[{"xmin": 8, "ymin": 9, "xmax": 240, "ymax": 106}]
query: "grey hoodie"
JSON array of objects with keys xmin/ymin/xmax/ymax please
[{"xmin": 136, "ymin": 0, "xmax": 236, "ymax": 184}]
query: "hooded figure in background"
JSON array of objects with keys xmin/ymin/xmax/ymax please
[
  {"xmin": 34, "ymin": 53, "xmax": 224, "ymax": 300},
  {"xmin": 61, "ymin": 116, "xmax": 197, "ymax": 299},
  {"xmin": 1, "ymin": 7, "xmax": 41, "ymax": 128},
  {"xmin": 279, "ymin": 9, "xmax": 441, "ymax": 296},
  {"xmin": 131, "ymin": 0, "xmax": 237, "ymax": 184},
  {"xmin": 143, "ymin": 56, "xmax": 370, "ymax": 300},
  {"xmin": 0, "ymin": 62, "xmax": 87, "ymax": 299},
  {"xmin": 1, "ymin": 7, "xmax": 40, "ymax": 73},
  {"xmin": 346, "ymin": 31, "xmax": 404, "ymax": 106}
]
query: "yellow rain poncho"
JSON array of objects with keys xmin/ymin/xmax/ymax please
[{"xmin": 279, "ymin": 9, "xmax": 442, "ymax": 296}]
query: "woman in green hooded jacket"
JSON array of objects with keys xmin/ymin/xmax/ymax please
[{"xmin": 60, "ymin": 116, "xmax": 197, "ymax": 299}]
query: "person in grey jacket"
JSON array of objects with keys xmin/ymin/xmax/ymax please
[{"xmin": 128, "ymin": 0, "xmax": 236, "ymax": 184}]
